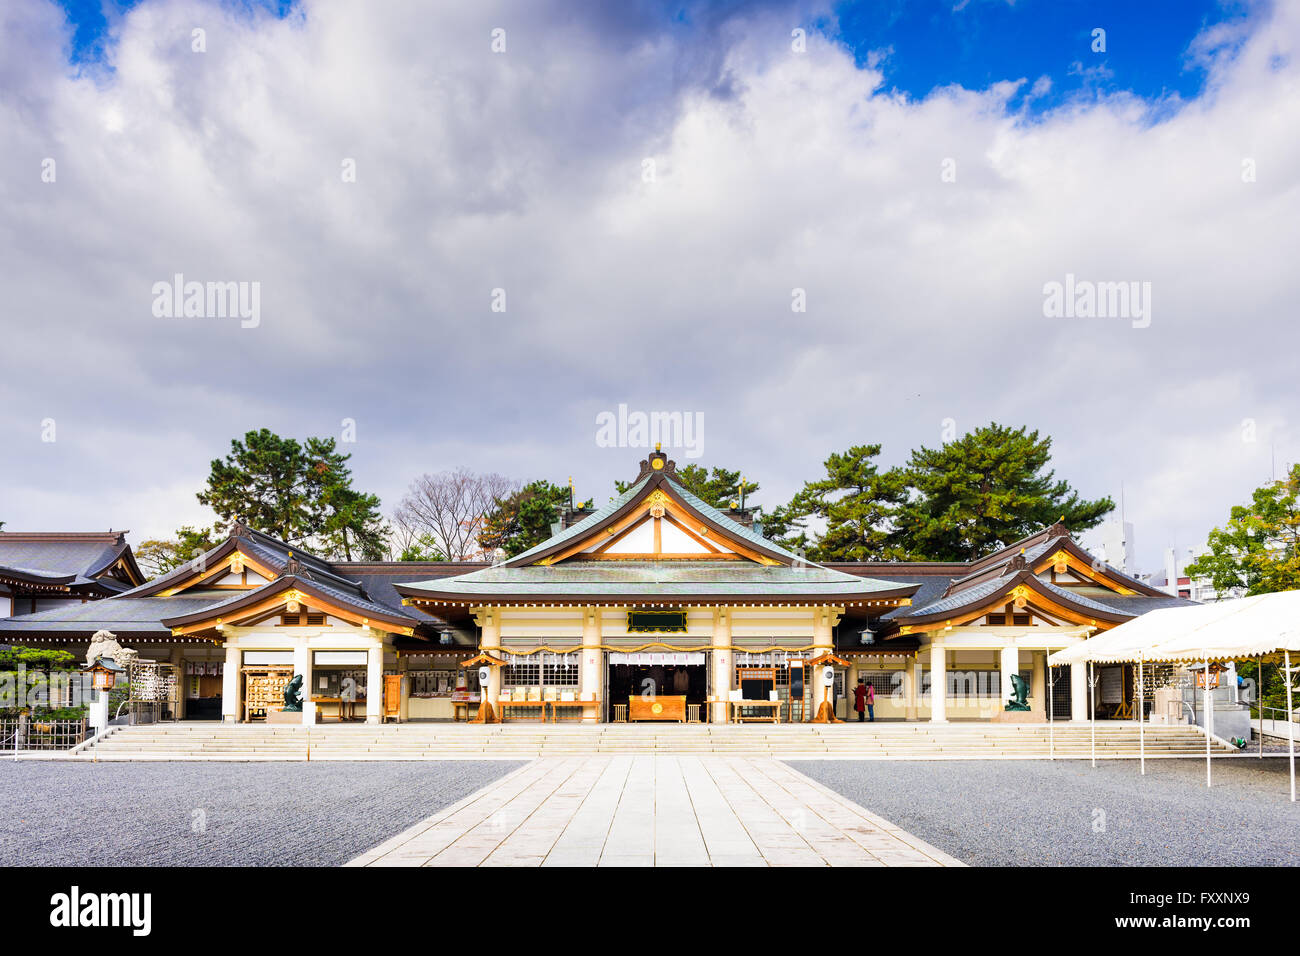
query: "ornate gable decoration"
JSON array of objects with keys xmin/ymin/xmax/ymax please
[{"xmin": 528, "ymin": 458, "xmax": 783, "ymax": 567}]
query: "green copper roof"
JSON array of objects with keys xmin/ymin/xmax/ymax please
[
  {"xmin": 400, "ymin": 465, "xmax": 919, "ymax": 603},
  {"xmin": 397, "ymin": 560, "xmax": 914, "ymax": 601},
  {"xmin": 504, "ymin": 476, "xmax": 650, "ymax": 566}
]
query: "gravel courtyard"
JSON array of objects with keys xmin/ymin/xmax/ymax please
[
  {"xmin": 0, "ymin": 761, "xmax": 523, "ymax": 866},
  {"xmin": 789, "ymin": 758, "xmax": 1300, "ymax": 866}
]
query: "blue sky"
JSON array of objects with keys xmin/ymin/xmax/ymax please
[
  {"xmin": 56, "ymin": 0, "xmax": 1246, "ymax": 110},
  {"xmin": 829, "ymin": 0, "xmax": 1244, "ymax": 107}
]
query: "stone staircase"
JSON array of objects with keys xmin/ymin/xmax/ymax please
[{"xmin": 70, "ymin": 721, "xmax": 1236, "ymax": 761}]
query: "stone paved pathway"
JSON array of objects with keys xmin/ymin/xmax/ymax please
[{"xmin": 347, "ymin": 755, "xmax": 964, "ymax": 867}]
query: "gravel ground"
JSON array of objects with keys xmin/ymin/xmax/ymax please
[
  {"xmin": 0, "ymin": 761, "xmax": 523, "ymax": 866},
  {"xmin": 789, "ymin": 758, "xmax": 1300, "ymax": 866}
]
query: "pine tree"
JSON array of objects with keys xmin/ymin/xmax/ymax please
[
  {"xmin": 196, "ymin": 429, "xmax": 386, "ymax": 560},
  {"xmin": 478, "ymin": 480, "xmax": 572, "ymax": 557},
  {"xmin": 776, "ymin": 445, "xmax": 909, "ymax": 561},
  {"xmin": 896, "ymin": 423, "xmax": 1112, "ymax": 561}
]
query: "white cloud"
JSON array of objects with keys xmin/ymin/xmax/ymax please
[{"xmin": 1, "ymin": 0, "xmax": 1297, "ymax": 571}]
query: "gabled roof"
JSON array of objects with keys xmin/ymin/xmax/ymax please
[
  {"xmin": 947, "ymin": 531, "xmax": 1165, "ymax": 597},
  {"xmin": 398, "ymin": 451, "xmax": 920, "ymax": 608},
  {"xmin": 502, "ymin": 452, "xmax": 812, "ymax": 568},
  {"xmin": 0, "ymin": 525, "xmax": 433, "ymax": 641},
  {"xmin": 892, "ymin": 567, "xmax": 1133, "ymax": 630},
  {"xmin": 126, "ymin": 523, "xmax": 362, "ymax": 598},
  {"xmin": 0, "ymin": 531, "xmax": 142, "ymax": 592},
  {"xmin": 160, "ymin": 573, "xmax": 423, "ymax": 636}
]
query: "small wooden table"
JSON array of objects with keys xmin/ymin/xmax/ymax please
[
  {"xmin": 707, "ymin": 698, "xmax": 782, "ymax": 723},
  {"xmin": 452, "ymin": 699, "xmax": 479, "ymax": 722},
  {"xmin": 547, "ymin": 700, "xmax": 596, "ymax": 722},
  {"xmin": 312, "ymin": 696, "xmax": 363, "ymax": 722},
  {"xmin": 498, "ymin": 699, "xmax": 547, "ymax": 721}
]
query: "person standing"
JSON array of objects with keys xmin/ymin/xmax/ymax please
[
  {"xmin": 854, "ymin": 678, "xmax": 867, "ymax": 722},
  {"xmin": 866, "ymin": 681, "xmax": 875, "ymax": 722}
]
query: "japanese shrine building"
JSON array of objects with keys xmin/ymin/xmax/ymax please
[{"xmin": 0, "ymin": 449, "xmax": 1190, "ymax": 724}]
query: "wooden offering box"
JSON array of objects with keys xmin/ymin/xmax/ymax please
[{"xmin": 628, "ymin": 695, "xmax": 687, "ymax": 722}]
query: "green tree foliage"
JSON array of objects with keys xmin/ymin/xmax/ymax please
[
  {"xmin": 0, "ymin": 646, "xmax": 77, "ymax": 672},
  {"xmin": 778, "ymin": 445, "xmax": 910, "ymax": 561},
  {"xmin": 396, "ymin": 534, "xmax": 449, "ymax": 562},
  {"xmin": 1186, "ymin": 462, "xmax": 1300, "ymax": 719},
  {"xmin": 196, "ymin": 429, "xmax": 387, "ymax": 560},
  {"xmin": 754, "ymin": 501, "xmax": 811, "ymax": 553},
  {"xmin": 198, "ymin": 429, "xmax": 308, "ymax": 542},
  {"xmin": 478, "ymin": 480, "xmax": 574, "ymax": 557},
  {"xmin": 135, "ymin": 525, "xmax": 223, "ymax": 579},
  {"xmin": 1185, "ymin": 464, "xmax": 1300, "ymax": 596},
  {"xmin": 0, "ymin": 646, "xmax": 79, "ymax": 717},
  {"xmin": 895, "ymin": 424, "xmax": 1113, "ymax": 560}
]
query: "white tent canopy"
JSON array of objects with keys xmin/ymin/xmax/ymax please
[
  {"xmin": 1048, "ymin": 590, "xmax": 1300, "ymax": 666},
  {"xmin": 1048, "ymin": 589, "xmax": 1299, "ymax": 802}
]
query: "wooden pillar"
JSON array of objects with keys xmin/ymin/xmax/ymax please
[
  {"xmin": 170, "ymin": 645, "xmax": 185, "ymax": 720},
  {"xmin": 477, "ymin": 607, "xmax": 502, "ymax": 723},
  {"xmin": 711, "ymin": 607, "xmax": 731, "ymax": 723},
  {"xmin": 365, "ymin": 640, "xmax": 383, "ymax": 724},
  {"xmin": 581, "ymin": 606, "xmax": 601, "ymax": 723},
  {"xmin": 929, "ymin": 641, "xmax": 947, "ymax": 723},
  {"xmin": 221, "ymin": 643, "xmax": 239, "ymax": 723},
  {"xmin": 294, "ymin": 639, "xmax": 315, "ymax": 726},
  {"xmin": 904, "ymin": 656, "xmax": 918, "ymax": 720}
]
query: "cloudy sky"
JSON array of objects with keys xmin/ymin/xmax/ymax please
[{"xmin": 1, "ymin": 0, "xmax": 1296, "ymax": 572}]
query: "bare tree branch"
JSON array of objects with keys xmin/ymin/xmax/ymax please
[{"xmin": 392, "ymin": 468, "xmax": 518, "ymax": 560}]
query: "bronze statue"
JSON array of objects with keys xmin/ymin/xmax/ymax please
[
  {"xmin": 282, "ymin": 674, "xmax": 304, "ymax": 712},
  {"xmin": 1005, "ymin": 673, "xmax": 1031, "ymax": 711}
]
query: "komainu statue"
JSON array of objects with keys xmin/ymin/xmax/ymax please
[
  {"xmin": 282, "ymin": 674, "xmax": 304, "ymax": 712},
  {"xmin": 85, "ymin": 629, "xmax": 138, "ymax": 668},
  {"xmin": 1005, "ymin": 673, "xmax": 1031, "ymax": 711}
]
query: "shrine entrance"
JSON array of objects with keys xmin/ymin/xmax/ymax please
[{"xmin": 607, "ymin": 651, "xmax": 708, "ymax": 722}]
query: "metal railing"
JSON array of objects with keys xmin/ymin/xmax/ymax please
[{"xmin": 2, "ymin": 715, "xmax": 90, "ymax": 753}]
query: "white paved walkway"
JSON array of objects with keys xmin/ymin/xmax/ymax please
[{"xmin": 347, "ymin": 756, "xmax": 964, "ymax": 867}]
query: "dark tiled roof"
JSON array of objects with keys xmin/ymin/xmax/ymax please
[
  {"xmin": 864, "ymin": 575, "xmax": 961, "ymax": 620},
  {"xmin": 0, "ymin": 532, "xmax": 136, "ymax": 589},
  {"xmin": 0, "ymin": 595, "xmax": 222, "ymax": 635},
  {"xmin": 1085, "ymin": 594, "xmax": 1201, "ymax": 615},
  {"xmin": 333, "ymin": 563, "xmax": 487, "ymax": 612}
]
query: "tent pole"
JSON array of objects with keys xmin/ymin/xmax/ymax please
[
  {"xmin": 1204, "ymin": 653, "xmax": 1212, "ymax": 789},
  {"xmin": 1138, "ymin": 654, "xmax": 1145, "ymax": 776},
  {"xmin": 1286, "ymin": 649, "xmax": 1295, "ymax": 803},
  {"xmin": 1090, "ymin": 661, "xmax": 1096, "ymax": 769},
  {"xmin": 1258, "ymin": 657, "xmax": 1263, "ymax": 758},
  {"xmin": 1048, "ymin": 662, "xmax": 1055, "ymax": 760}
]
